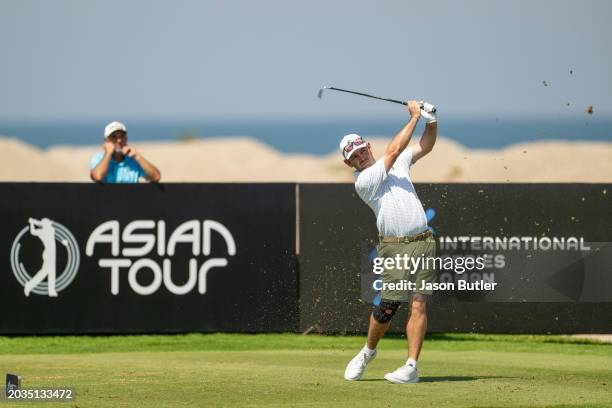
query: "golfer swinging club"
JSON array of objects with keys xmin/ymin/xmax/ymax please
[{"xmin": 342, "ymin": 100, "xmax": 437, "ymax": 384}]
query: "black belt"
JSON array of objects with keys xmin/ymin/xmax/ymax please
[{"xmin": 379, "ymin": 229, "xmax": 433, "ymax": 244}]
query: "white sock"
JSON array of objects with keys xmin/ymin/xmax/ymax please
[
  {"xmin": 363, "ymin": 345, "xmax": 376, "ymax": 355},
  {"xmin": 406, "ymin": 358, "xmax": 417, "ymax": 368}
]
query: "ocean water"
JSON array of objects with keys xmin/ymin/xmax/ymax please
[{"xmin": 0, "ymin": 117, "xmax": 610, "ymax": 155}]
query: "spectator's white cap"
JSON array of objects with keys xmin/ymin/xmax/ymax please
[
  {"xmin": 104, "ymin": 121, "xmax": 127, "ymax": 139},
  {"xmin": 339, "ymin": 133, "xmax": 367, "ymax": 160}
]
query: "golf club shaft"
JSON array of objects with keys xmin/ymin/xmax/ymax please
[{"xmin": 325, "ymin": 87, "xmax": 407, "ymax": 106}]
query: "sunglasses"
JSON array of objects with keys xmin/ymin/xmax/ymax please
[
  {"xmin": 108, "ymin": 131, "xmax": 127, "ymax": 141},
  {"xmin": 343, "ymin": 137, "xmax": 366, "ymax": 158}
]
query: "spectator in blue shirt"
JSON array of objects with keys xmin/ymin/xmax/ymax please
[{"xmin": 90, "ymin": 121, "xmax": 161, "ymax": 183}]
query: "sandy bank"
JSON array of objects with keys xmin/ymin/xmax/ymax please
[{"xmin": 1, "ymin": 136, "xmax": 611, "ymax": 183}]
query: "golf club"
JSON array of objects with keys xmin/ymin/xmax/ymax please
[{"xmin": 317, "ymin": 86, "xmax": 436, "ymax": 113}]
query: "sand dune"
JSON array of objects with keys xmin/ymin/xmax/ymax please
[{"xmin": 1, "ymin": 136, "xmax": 611, "ymax": 183}]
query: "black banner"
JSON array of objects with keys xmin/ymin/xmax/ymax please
[
  {"xmin": 0, "ymin": 183, "xmax": 298, "ymax": 334},
  {"xmin": 299, "ymin": 183, "xmax": 612, "ymax": 333},
  {"xmin": 2, "ymin": 183, "xmax": 611, "ymax": 335}
]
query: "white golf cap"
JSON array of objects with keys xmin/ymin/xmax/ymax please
[
  {"xmin": 339, "ymin": 133, "xmax": 367, "ymax": 160},
  {"xmin": 104, "ymin": 121, "xmax": 127, "ymax": 139}
]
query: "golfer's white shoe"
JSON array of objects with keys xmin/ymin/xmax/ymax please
[
  {"xmin": 384, "ymin": 363, "xmax": 419, "ymax": 384},
  {"xmin": 344, "ymin": 348, "xmax": 377, "ymax": 381}
]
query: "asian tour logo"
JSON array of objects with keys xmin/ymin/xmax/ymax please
[{"xmin": 10, "ymin": 218, "xmax": 80, "ymax": 297}]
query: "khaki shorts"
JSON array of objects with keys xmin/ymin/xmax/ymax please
[{"xmin": 377, "ymin": 236, "xmax": 437, "ymax": 302}]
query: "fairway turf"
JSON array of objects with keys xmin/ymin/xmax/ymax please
[{"xmin": 0, "ymin": 334, "xmax": 611, "ymax": 407}]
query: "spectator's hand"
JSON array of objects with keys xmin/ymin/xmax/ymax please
[
  {"xmin": 103, "ymin": 139, "xmax": 115, "ymax": 155},
  {"xmin": 407, "ymin": 100, "xmax": 421, "ymax": 120},
  {"xmin": 122, "ymin": 145, "xmax": 138, "ymax": 158}
]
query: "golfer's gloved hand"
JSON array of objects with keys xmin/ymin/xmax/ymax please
[{"xmin": 420, "ymin": 102, "xmax": 437, "ymax": 124}]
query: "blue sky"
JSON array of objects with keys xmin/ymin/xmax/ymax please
[{"xmin": 1, "ymin": 0, "xmax": 610, "ymax": 120}]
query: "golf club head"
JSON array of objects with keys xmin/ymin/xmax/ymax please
[{"xmin": 317, "ymin": 86, "xmax": 328, "ymax": 99}]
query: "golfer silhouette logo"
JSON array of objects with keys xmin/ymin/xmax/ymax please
[{"xmin": 10, "ymin": 218, "xmax": 80, "ymax": 297}]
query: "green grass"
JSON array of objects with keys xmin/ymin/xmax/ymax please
[{"xmin": 0, "ymin": 333, "xmax": 611, "ymax": 407}]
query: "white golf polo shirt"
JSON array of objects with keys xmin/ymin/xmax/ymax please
[{"xmin": 354, "ymin": 148, "xmax": 428, "ymax": 237}]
